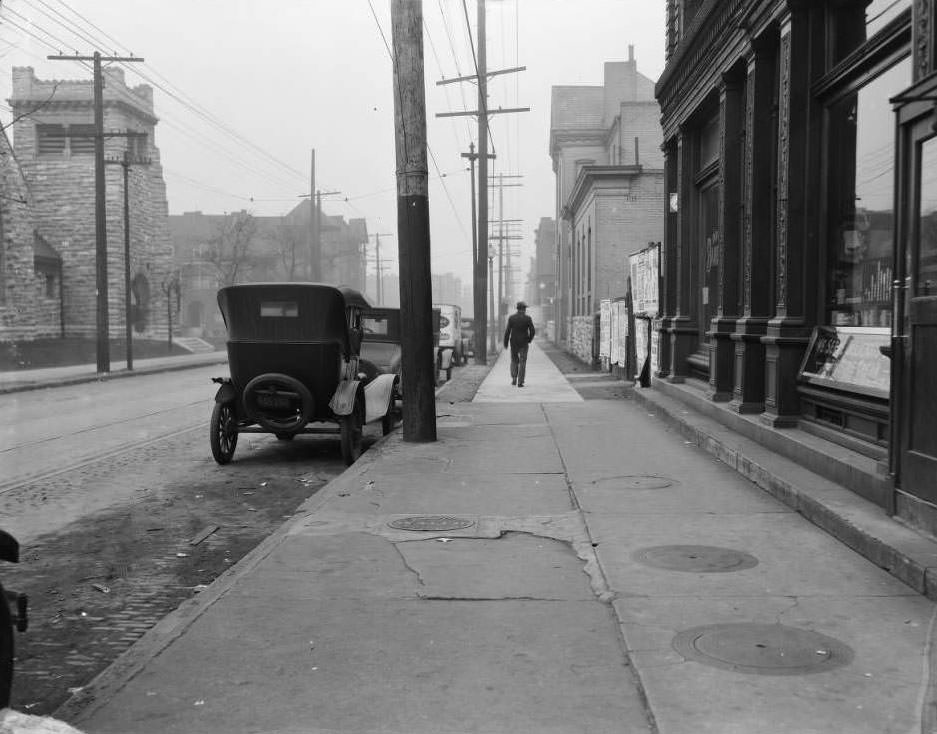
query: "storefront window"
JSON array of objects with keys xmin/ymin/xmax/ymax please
[
  {"xmin": 826, "ymin": 57, "xmax": 911, "ymax": 328},
  {"xmin": 918, "ymin": 137, "xmax": 937, "ymax": 297}
]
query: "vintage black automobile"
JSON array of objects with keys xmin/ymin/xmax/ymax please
[{"xmin": 210, "ymin": 283, "xmax": 399, "ymax": 466}]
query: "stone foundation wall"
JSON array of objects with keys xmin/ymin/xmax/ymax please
[{"xmin": 570, "ymin": 315, "xmax": 594, "ymax": 364}]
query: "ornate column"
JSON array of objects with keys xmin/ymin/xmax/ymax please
[
  {"xmin": 761, "ymin": 1, "xmax": 820, "ymax": 427},
  {"xmin": 708, "ymin": 68, "xmax": 744, "ymax": 401},
  {"xmin": 668, "ymin": 127, "xmax": 695, "ymax": 382},
  {"xmin": 655, "ymin": 137, "xmax": 678, "ymax": 379},
  {"xmin": 731, "ymin": 34, "xmax": 777, "ymax": 413}
]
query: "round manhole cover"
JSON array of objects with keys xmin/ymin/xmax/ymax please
[
  {"xmin": 633, "ymin": 545, "xmax": 759, "ymax": 573},
  {"xmin": 672, "ymin": 623, "xmax": 853, "ymax": 675},
  {"xmin": 591, "ymin": 475, "xmax": 674, "ymax": 489},
  {"xmin": 387, "ymin": 516, "xmax": 475, "ymax": 532}
]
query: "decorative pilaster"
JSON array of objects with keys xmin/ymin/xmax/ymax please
[
  {"xmin": 708, "ymin": 68, "xmax": 744, "ymax": 401},
  {"xmin": 761, "ymin": 3, "xmax": 818, "ymax": 428},
  {"xmin": 668, "ymin": 127, "xmax": 694, "ymax": 382},
  {"xmin": 655, "ymin": 138, "xmax": 679, "ymax": 379},
  {"xmin": 731, "ymin": 35, "xmax": 776, "ymax": 414}
]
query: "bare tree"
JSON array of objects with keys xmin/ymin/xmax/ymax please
[
  {"xmin": 207, "ymin": 211, "xmax": 257, "ymax": 286},
  {"xmin": 272, "ymin": 223, "xmax": 305, "ymax": 281}
]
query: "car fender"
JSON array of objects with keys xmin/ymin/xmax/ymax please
[
  {"xmin": 364, "ymin": 373, "xmax": 397, "ymax": 423},
  {"xmin": 329, "ymin": 379, "xmax": 362, "ymax": 417},
  {"xmin": 213, "ymin": 381, "xmax": 237, "ymax": 405}
]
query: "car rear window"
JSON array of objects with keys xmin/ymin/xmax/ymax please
[{"xmin": 260, "ymin": 301, "xmax": 298, "ymax": 317}]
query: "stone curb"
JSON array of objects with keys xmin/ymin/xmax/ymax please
[
  {"xmin": 629, "ymin": 384, "xmax": 937, "ymax": 601},
  {"xmin": 0, "ymin": 355, "xmax": 229, "ymax": 395}
]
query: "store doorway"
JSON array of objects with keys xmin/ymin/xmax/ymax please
[{"xmin": 894, "ymin": 102, "xmax": 937, "ymax": 500}]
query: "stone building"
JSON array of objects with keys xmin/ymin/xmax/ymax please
[
  {"xmin": 6, "ymin": 66, "xmax": 174, "ymax": 342},
  {"xmin": 549, "ymin": 48, "xmax": 665, "ymax": 363},
  {"xmin": 0, "ymin": 123, "xmax": 64, "ymax": 341},
  {"xmin": 653, "ymin": 0, "xmax": 937, "ymax": 533}
]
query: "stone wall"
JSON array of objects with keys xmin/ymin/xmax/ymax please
[
  {"xmin": 0, "ymin": 129, "xmax": 62, "ymax": 340},
  {"xmin": 570, "ymin": 314, "xmax": 594, "ymax": 364},
  {"xmin": 7, "ymin": 66, "xmax": 174, "ymax": 342}
]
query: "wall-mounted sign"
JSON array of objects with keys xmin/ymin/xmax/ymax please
[
  {"xmin": 599, "ymin": 299, "xmax": 611, "ymax": 359},
  {"xmin": 797, "ymin": 326, "xmax": 890, "ymax": 399}
]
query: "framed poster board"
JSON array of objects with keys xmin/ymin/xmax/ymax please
[
  {"xmin": 797, "ymin": 326, "xmax": 890, "ymax": 399},
  {"xmin": 629, "ymin": 243, "xmax": 660, "ymax": 315}
]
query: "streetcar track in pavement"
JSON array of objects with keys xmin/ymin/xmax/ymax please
[
  {"xmin": 0, "ymin": 423, "xmax": 205, "ymax": 496},
  {"xmin": 0, "ymin": 399, "xmax": 207, "ymax": 453}
]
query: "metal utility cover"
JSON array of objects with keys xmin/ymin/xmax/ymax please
[
  {"xmin": 672, "ymin": 623, "xmax": 854, "ymax": 675},
  {"xmin": 387, "ymin": 516, "xmax": 475, "ymax": 532},
  {"xmin": 633, "ymin": 545, "xmax": 759, "ymax": 573}
]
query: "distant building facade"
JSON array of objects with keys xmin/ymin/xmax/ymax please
[
  {"xmin": 533, "ymin": 217, "xmax": 556, "ymax": 327},
  {"xmin": 550, "ymin": 48, "xmax": 665, "ymax": 363},
  {"xmin": 169, "ymin": 203, "xmax": 368, "ymax": 337},
  {"xmin": 4, "ymin": 66, "xmax": 174, "ymax": 342}
]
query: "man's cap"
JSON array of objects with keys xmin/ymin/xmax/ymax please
[{"xmin": 516, "ymin": 301, "xmax": 527, "ymax": 310}]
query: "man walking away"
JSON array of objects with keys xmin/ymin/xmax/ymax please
[{"xmin": 503, "ymin": 301, "xmax": 536, "ymax": 387}]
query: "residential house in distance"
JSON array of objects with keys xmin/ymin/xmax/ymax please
[
  {"xmin": 549, "ymin": 47, "xmax": 665, "ymax": 363},
  {"xmin": 6, "ymin": 66, "xmax": 174, "ymax": 342}
]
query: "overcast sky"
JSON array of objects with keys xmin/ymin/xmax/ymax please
[{"xmin": 0, "ymin": 1, "xmax": 666, "ymax": 303}]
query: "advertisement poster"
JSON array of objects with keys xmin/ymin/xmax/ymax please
[
  {"xmin": 599, "ymin": 299, "xmax": 611, "ymax": 359},
  {"xmin": 609, "ymin": 301, "xmax": 620, "ymax": 365},
  {"xmin": 629, "ymin": 244, "xmax": 660, "ymax": 316},
  {"xmin": 650, "ymin": 328, "xmax": 660, "ymax": 375},
  {"xmin": 634, "ymin": 317, "xmax": 648, "ymax": 379},
  {"xmin": 616, "ymin": 300, "xmax": 629, "ymax": 366}
]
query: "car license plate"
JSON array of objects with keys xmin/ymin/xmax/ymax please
[{"xmin": 257, "ymin": 394, "xmax": 290, "ymax": 410}]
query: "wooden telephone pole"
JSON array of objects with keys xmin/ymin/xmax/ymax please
[
  {"xmin": 369, "ymin": 232, "xmax": 393, "ymax": 304},
  {"xmin": 392, "ymin": 0, "xmax": 436, "ymax": 442},
  {"xmin": 49, "ymin": 52, "xmax": 143, "ymax": 374},
  {"xmin": 106, "ymin": 144, "xmax": 151, "ymax": 369},
  {"xmin": 436, "ymin": 0, "xmax": 528, "ymax": 365}
]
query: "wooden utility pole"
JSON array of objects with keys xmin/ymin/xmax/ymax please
[
  {"xmin": 436, "ymin": 0, "xmax": 527, "ymax": 365},
  {"xmin": 461, "ymin": 141, "xmax": 495, "ymax": 337},
  {"xmin": 308, "ymin": 149, "xmax": 317, "ymax": 281},
  {"xmin": 369, "ymin": 232, "xmax": 393, "ymax": 304},
  {"xmin": 49, "ymin": 52, "xmax": 143, "ymax": 374},
  {"xmin": 392, "ymin": 0, "xmax": 435, "ymax": 442},
  {"xmin": 106, "ymin": 144, "xmax": 150, "ymax": 369}
]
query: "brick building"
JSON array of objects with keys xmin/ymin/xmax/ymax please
[
  {"xmin": 5, "ymin": 66, "xmax": 174, "ymax": 342},
  {"xmin": 532, "ymin": 217, "xmax": 556, "ymax": 330},
  {"xmin": 549, "ymin": 48, "xmax": 665, "ymax": 363}
]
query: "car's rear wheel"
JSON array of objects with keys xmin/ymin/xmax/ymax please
[
  {"xmin": 340, "ymin": 399, "xmax": 364, "ymax": 465},
  {"xmin": 210, "ymin": 402, "xmax": 238, "ymax": 464}
]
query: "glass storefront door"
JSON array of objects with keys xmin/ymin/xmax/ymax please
[{"xmin": 895, "ymin": 117, "xmax": 937, "ymax": 499}]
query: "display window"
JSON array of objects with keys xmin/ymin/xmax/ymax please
[{"xmin": 826, "ymin": 57, "xmax": 911, "ymax": 328}]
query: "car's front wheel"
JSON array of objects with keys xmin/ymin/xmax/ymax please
[{"xmin": 339, "ymin": 400, "xmax": 364, "ymax": 465}]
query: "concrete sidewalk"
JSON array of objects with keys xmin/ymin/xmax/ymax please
[{"xmin": 50, "ymin": 342, "xmax": 937, "ymax": 733}]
